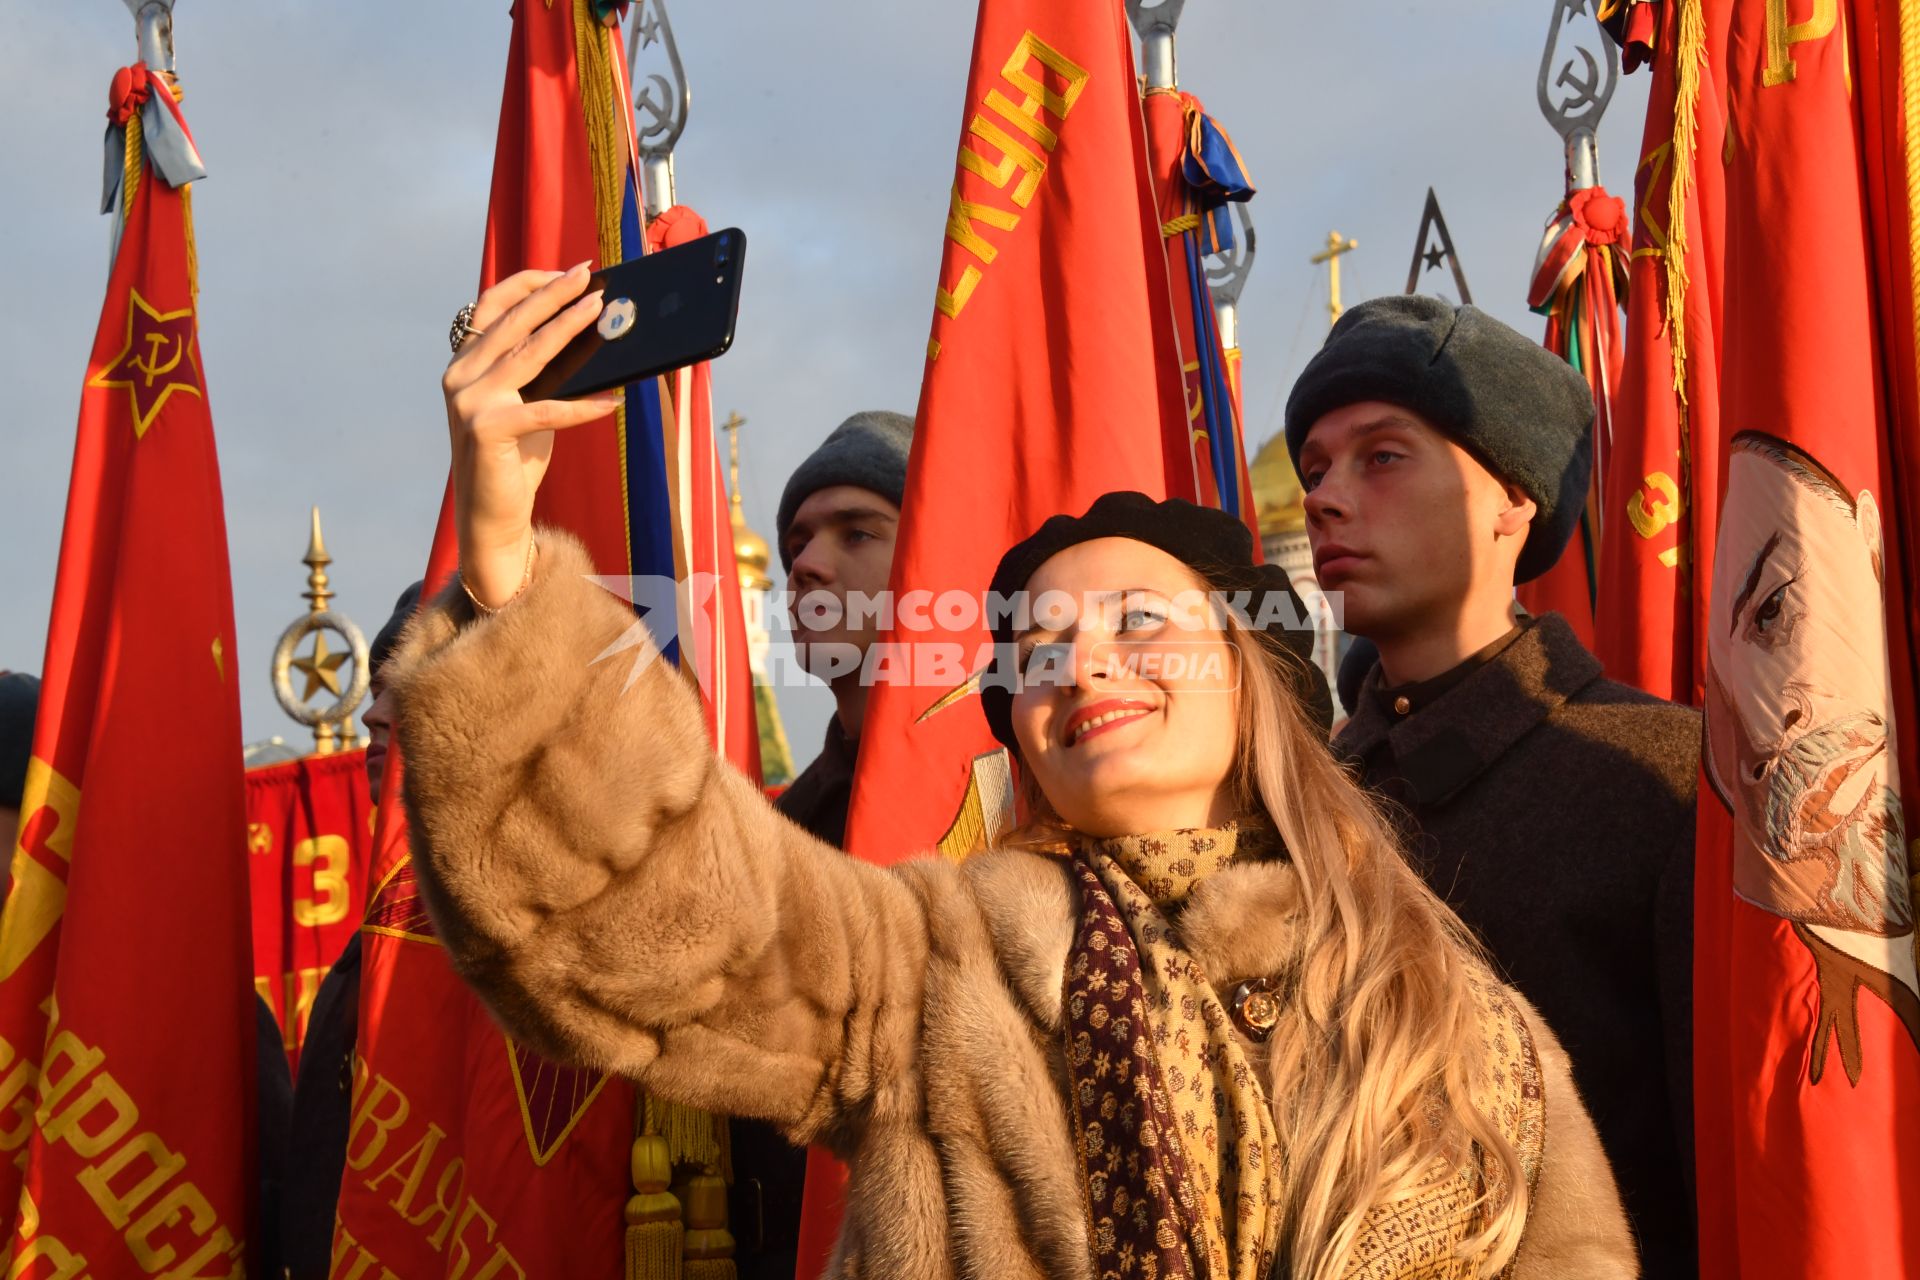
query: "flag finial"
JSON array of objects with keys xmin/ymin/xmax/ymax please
[{"xmin": 272, "ymin": 506, "xmax": 370, "ymax": 754}]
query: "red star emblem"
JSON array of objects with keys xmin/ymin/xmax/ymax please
[{"xmin": 88, "ymin": 287, "xmax": 202, "ymax": 439}]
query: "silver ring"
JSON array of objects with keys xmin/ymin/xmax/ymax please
[{"xmin": 449, "ymin": 302, "xmax": 485, "ymax": 353}]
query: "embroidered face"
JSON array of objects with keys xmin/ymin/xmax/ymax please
[
  {"xmin": 1704, "ymin": 433, "xmax": 1909, "ymax": 942},
  {"xmin": 1704, "ymin": 432, "xmax": 1919, "ymax": 1081},
  {"xmin": 1296, "ymin": 401, "xmax": 1535, "ymax": 637},
  {"xmin": 1010, "ymin": 537, "xmax": 1240, "ymax": 837}
]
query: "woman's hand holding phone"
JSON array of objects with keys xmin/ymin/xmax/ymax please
[{"xmin": 443, "ymin": 263, "xmax": 623, "ymax": 609}]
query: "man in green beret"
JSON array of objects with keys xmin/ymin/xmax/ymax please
[{"xmin": 1286, "ymin": 294, "xmax": 1698, "ymax": 1277}]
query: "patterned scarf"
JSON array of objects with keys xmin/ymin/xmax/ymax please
[{"xmin": 1062, "ymin": 825, "xmax": 1284, "ymax": 1280}]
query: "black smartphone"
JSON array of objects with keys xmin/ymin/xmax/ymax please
[{"xmin": 522, "ymin": 227, "xmax": 746, "ymax": 401}]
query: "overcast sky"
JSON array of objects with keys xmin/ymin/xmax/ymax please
[{"xmin": 0, "ymin": 0, "xmax": 1646, "ymax": 770}]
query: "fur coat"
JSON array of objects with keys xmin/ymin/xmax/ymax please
[{"xmin": 390, "ymin": 531, "xmax": 1638, "ymax": 1279}]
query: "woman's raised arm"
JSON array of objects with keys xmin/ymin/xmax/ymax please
[{"xmin": 389, "ymin": 533, "xmax": 935, "ymax": 1149}]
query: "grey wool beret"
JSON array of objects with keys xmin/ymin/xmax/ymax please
[
  {"xmin": 776, "ymin": 410, "xmax": 915, "ymax": 571},
  {"xmin": 1283, "ymin": 295, "xmax": 1594, "ymax": 584}
]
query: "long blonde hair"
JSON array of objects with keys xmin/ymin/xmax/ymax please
[{"xmin": 1005, "ymin": 583, "xmax": 1528, "ymax": 1279}]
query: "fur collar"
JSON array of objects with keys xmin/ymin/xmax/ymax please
[{"xmin": 962, "ymin": 843, "xmax": 1306, "ymax": 1033}]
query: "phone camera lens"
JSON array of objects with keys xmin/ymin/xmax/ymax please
[{"xmin": 714, "ymin": 240, "xmax": 731, "ymax": 267}]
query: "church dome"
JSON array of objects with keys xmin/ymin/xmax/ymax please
[
  {"xmin": 733, "ymin": 508, "xmax": 773, "ymax": 591},
  {"xmin": 1248, "ymin": 430, "xmax": 1307, "ymax": 538}
]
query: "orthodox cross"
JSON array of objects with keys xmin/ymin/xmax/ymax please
[
  {"xmin": 722, "ymin": 410, "xmax": 747, "ymax": 520},
  {"xmin": 1311, "ymin": 231, "xmax": 1359, "ymax": 328}
]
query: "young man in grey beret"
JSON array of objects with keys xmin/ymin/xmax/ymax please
[
  {"xmin": 1286, "ymin": 295, "xmax": 1699, "ymax": 1277},
  {"xmin": 770, "ymin": 408, "xmax": 913, "ymax": 850}
]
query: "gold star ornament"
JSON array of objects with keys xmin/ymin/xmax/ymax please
[{"xmin": 289, "ymin": 632, "xmax": 348, "ymax": 702}]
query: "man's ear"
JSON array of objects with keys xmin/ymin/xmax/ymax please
[{"xmin": 1494, "ymin": 480, "xmax": 1538, "ymax": 538}]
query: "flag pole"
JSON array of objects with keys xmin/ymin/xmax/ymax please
[
  {"xmin": 1521, "ymin": 1, "xmax": 1625, "ymax": 646},
  {"xmin": 1535, "ymin": 0, "xmax": 1618, "ymax": 193},
  {"xmin": 124, "ymin": 0, "xmax": 177, "ymax": 77},
  {"xmin": 108, "ymin": 0, "xmax": 179, "ymax": 263},
  {"xmin": 626, "ymin": 0, "xmax": 689, "ymax": 222},
  {"xmin": 1125, "ymin": 0, "xmax": 1184, "ymax": 91}
]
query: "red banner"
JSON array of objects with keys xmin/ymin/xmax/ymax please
[
  {"xmin": 246, "ymin": 750, "xmax": 372, "ymax": 1075},
  {"xmin": 1597, "ymin": 0, "xmax": 1729, "ymax": 704},
  {"xmin": 646, "ymin": 203, "xmax": 764, "ymax": 781},
  {"xmin": 337, "ymin": 2, "xmax": 638, "ymax": 1272},
  {"xmin": 1687, "ymin": 1, "xmax": 1920, "ymax": 1274},
  {"xmin": 0, "ymin": 69, "xmax": 255, "ymax": 1272},
  {"xmin": 1141, "ymin": 88, "xmax": 1261, "ymax": 545},
  {"xmin": 800, "ymin": 0, "xmax": 1185, "ymax": 1268},
  {"xmin": 1143, "ymin": 90, "xmax": 1220, "ymax": 510}
]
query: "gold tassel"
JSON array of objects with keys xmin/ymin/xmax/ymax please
[
  {"xmin": 182, "ymin": 183, "xmax": 199, "ymax": 309},
  {"xmin": 625, "ymin": 1133, "xmax": 684, "ymax": 1280},
  {"xmin": 1899, "ymin": 0, "xmax": 1920, "ymax": 403},
  {"xmin": 122, "ymin": 109, "xmax": 142, "ymax": 222},
  {"xmin": 681, "ymin": 1171, "xmax": 738, "ymax": 1280},
  {"xmin": 644, "ymin": 1093, "xmax": 734, "ymax": 1184},
  {"xmin": 1663, "ymin": 0, "xmax": 1706, "ymax": 401},
  {"xmin": 573, "ymin": 0, "xmax": 627, "ymax": 258}
]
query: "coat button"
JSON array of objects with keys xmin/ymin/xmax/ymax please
[{"xmin": 1393, "ymin": 695, "xmax": 1412, "ymax": 715}]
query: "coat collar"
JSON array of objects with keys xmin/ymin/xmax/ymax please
[
  {"xmin": 966, "ymin": 838, "xmax": 1304, "ymax": 1035},
  {"xmin": 1336, "ymin": 613, "xmax": 1604, "ymax": 806}
]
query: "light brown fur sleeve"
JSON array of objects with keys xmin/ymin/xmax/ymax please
[
  {"xmin": 1512, "ymin": 995, "xmax": 1641, "ymax": 1279},
  {"xmin": 388, "ymin": 530, "xmax": 930, "ymax": 1150}
]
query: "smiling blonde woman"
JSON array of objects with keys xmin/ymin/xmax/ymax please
[{"xmin": 395, "ymin": 269, "xmax": 1637, "ymax": 1280}]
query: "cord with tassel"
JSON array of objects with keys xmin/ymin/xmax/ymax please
[
  {"xmin": 626, "ymin": 1131, "xmax": 684, "ymax": 1280},
  {"xmin": 680, "ymin": 1171, "xmax": 738, "ymax": 1280}
]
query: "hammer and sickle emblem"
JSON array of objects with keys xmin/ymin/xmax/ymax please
[
  {"xmin": 133, "ymin": 331, "xmax": 187, "ymax": 387},
  {"xmin": 0, "ymin": 760, "xmax": 81, "ymax": 982},
  {"xmin": 1556, "ymin": 48, "xmax": 1602, "ymax": 112},
  {"xmin": 1627, "ymin": 471, "xmax": 1683, "ymax": 540}
]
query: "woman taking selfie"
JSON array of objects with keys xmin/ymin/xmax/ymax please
[{"xmin": 394, "ymin": 267, "xmax": 1636, "ymax": 1278}]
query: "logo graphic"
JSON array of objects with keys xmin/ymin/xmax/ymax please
[{"xmin": 598, "ymin": 296, "xmax": 637, "ymax": 341}]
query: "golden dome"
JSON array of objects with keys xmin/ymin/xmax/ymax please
[
  {"xmin": 733, "ymin": 505, "xmax": 773, "ymax": 589},
  {"xmin": 1248, "ymin": 430, "xmax": 1307, "ymax": 537}
]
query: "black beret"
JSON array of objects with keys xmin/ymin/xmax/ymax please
[
  {"xmin": 368, "ymin": 581, "xmax": 425, "ymax": 679},
  {"xmin": 0, "ymin": 673, "xmax": 40, "ymax": 809},
  {"xmin": 980, "ymin": 491, "xmax": 1332, "ymax": 752},
  {"xmin": 1283, "ymin": 295, "xmax": 1594, "ymax": 583}
]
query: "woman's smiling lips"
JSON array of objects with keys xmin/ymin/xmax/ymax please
[{"xmin": 1061, "ymin": 698, "xmax": 1157, "ymax": 748}]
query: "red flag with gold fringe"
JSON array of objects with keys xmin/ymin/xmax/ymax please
[
  {"xmin": 1596, "ymin": 0, "xmax": 1728, "ymax": 704},
  {"xmin": 338, "ymin": 3, "xmax": 639, "ymax": 1272},
  {"xmin": 1142, "ymin": 86, "xmax": 1261, "ymax": 545},
  {"xmin": 1682, "ymin": 0, "xmax": 1920, "ymax": 1273},
  {"xmin": 795, "ymin": 0, "xmax": 1186, "ymax": 1269},
  {"xmin": 0, "ymin": 65, "xmax": 256, "ymax": 1274},
  {"xmin": 246, "ymin": 749, "xmax": 372, "ymax": 1075},
  {"xmin": 342, "ymin": 1, "xmax": 762, "ymax": 1272}
]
